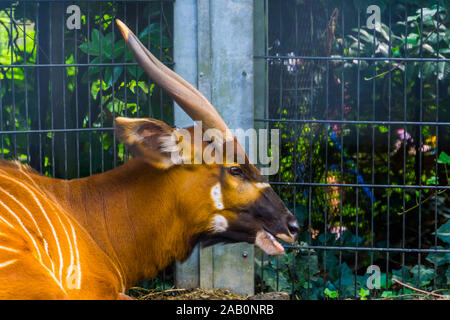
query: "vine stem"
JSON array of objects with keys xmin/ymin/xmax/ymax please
[
  {"xmin": 398, "ymin": 189, "xmax": 447, "ymax": 216},
  {"xmin": 392, "ymin": 278, "xmax": 446, "ymax": 299}
]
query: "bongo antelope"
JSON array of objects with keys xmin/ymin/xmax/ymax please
[{"xmin": 0, "ymin": 20, "xmax": 299, "ymax": 299}]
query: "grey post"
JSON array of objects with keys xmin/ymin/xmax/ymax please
[
  {"xmin": 174, "ymin": 0, "xmax": 255, "ymax": 296},
  {"xmin": 174, "ymin": 0, "xmax": 199, "ymax": 290}
]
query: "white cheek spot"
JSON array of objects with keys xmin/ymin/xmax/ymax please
[
  {"xmin": 211, "ymin": 214, "xmax": 228, "ymax": 232},
  {"xmin": 255, "ymin": 182, "xmax": 270, "ymax": 189},
  {"xmin": 211, "ymin": 183, "xmax": 224, "ymax": 210}
]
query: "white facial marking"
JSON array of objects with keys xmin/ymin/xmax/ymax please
[
  {"xmin": 255, "ymin": 182, "xmax": 270, "ymax": 189},
  {"xmin": 210, "ymin": 183, "xmax": 224, "ymax": 210},
  {"xmin": 211, "ymin": 214, "xmax": 228, "ymax": 232}
]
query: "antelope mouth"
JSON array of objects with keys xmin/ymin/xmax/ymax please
[{"xmin": 255, "ymin": 229, "xmax": 285, "ymax": 255}]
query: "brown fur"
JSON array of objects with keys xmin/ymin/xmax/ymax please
[
  {"xmin": 0, "ymin": 157, "xmax": 243, "ymax": 299},
  {"xmin": 0, "ymin": 118, "xmax": 296, "ymax": 299}
]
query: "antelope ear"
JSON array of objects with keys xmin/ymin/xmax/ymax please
[{"xmin": 114, "ymin": 117, "xmax": 182, "ymax": 169}]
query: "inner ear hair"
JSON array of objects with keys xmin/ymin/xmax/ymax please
[
  {"xmin": 115, "ymin": 117, "xmax": 173, "ymax": 143},
  {"xmin": 114, "ymin": 117, "xmax": 181, "ymax": 169}
]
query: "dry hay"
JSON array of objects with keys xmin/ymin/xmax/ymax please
[
  {"xmin": 133, "ymin": 287, "xmax": 450, "ymax": 300},
  {"xmin": 137, "ymin": 288, "xmax": 246, "ymax": 300},
  {"xmin": 133, "ymin": 288, "xmax": 290, "ymax": 300}
]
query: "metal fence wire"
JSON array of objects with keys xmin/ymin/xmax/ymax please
[
  {"xmin": 0, "ymin": 0, "xmax": 449, "ymax": 300},
  {"xmin": 0, "ymin": 0, "xmax": 174, "ymax": 291},
  {"xmin": 255, "ymin": 0, "xmax": 450, "ymax": 299}
]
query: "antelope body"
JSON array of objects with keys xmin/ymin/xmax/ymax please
[{"xmin": 0, "ymin": 21, "xmax": 299, "ymax": 299}]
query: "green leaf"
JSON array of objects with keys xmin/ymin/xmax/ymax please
[
  {"xmin": 295, "ymin": 254, "xmax": 319, "ymax": 277},
  {"xmin": 113, "ymin": 39, "xmax": 126, "ymax": 59},
  {"xmin": 324, "ymin": 288, "xmax": 338, "ymax": 299},
  {"xmin": 87, "ymin": 56, "xmax": 102, "ymax": 76},
  {"xmin": 104, "ymin": 66, "xmax": 123, "ymax": 86},
  {"xmin": 101, "ymin": 32, "xmax": 114, "ymax": 59},
  {"xmin": 392, "ymin": 266, "xmax": 412, "ymax": 283},
  {"xmin": 407, "ymin": 33, "xmax": 419, "ymax": 45},
  {"xmin": 358, "ymin": 288, "xmax": 370, "ymax": 300},
  {"xmin": 435, "ymin": 220, "xmax": 450, "ymax": 244},
  {"xmin": 378, "ymin": 125, "xmax": 389, "ymax": 133},
  {"xmin": 0, "ymin": 148, "xmax": 9, "ymax": 155},
  {"xmin": 425, "ymin": 247, "xmax": 450, "ymax": 266},
  {"xmin": 262, "ymin": 265, "xmax": 291, "ymax": 292},
  {"xmin": 126, "ymin": 66, "xmax": 145, "ymax": 79},
  {"xmin": 379, "ymin": 273, "xmax": 392, "ymax": 289},
  {"xmin": 410, "ymin": 265, "xmax": 434, "ymax": 287},
  {"xmin": 91, "ymin": 80, "xmax": 101, "ymax": 100},
  {"xmin": 438, "ymin": 151, "xmax": 450, "ymax": 165},
  {"xmin": 381, "ymin": 291, "xmax": 396, "ymax": 298},
  {"xmin": 420, "ymin": 8, "xmax": 437, "ymax": 20},
  {"xmin": 80, "ymin": 29, "xmax": 101, "ymax": 56},
  {"xmin": 78, "ymin": 42, "xmax": 88, "ymax": 54},
  {"xmin": 426, "ymin": 176, "xmax": 438, "ymax": 185}
]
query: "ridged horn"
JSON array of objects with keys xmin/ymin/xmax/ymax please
[{"xmin": 115, "ymin": 19, "xmax": 234, "ymax": 142}]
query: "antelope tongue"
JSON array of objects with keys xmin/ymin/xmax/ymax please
[{"xmin": 255, "ymin": 229, "xmax": 285, "ymax": 255}]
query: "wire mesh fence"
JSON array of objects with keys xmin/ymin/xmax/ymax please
[
  {"xmin": 0, "ymin": 0, "xmax": 449, "ymax": 300},
  {"xmin": 255, "ymin": 0, "xmax": 450, "ymax": 299},
  {"xmin": 0, "ymin": 0, "xmax": 174, "ymax": 291}
]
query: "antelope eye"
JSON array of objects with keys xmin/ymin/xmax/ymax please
[{"xmin": 229, "ymin": 166, "xmax": 243, "ymax": 176}]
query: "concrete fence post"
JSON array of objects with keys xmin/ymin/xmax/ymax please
[{"xmin": 174, "ymin": 0, "xmax": 255, "ymax": 296}]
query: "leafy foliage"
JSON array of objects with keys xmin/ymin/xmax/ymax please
[
  {"xmin": 262, "ymin": 0, "xmax": 450, "ymax": 299},
  {"xmin": 0, "ymin": 2, "xmax": 173, "ymax": 178},
  {"xmin": 0, "ymin": 1, "xmax": 174, "ymax": 291}
]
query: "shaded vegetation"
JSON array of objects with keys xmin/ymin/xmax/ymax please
[{"xmin": 259, "ymin": 0, "xmax": 450, "ymax": 299}]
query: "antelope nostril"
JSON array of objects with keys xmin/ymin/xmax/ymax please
[{"xmin": 288, "ymin": 220, "xmax": 300, "ymax": 237}]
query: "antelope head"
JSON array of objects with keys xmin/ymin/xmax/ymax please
[{"xmin": 115, "ymin": 20, "xmax": 299, "ymax": 256}]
